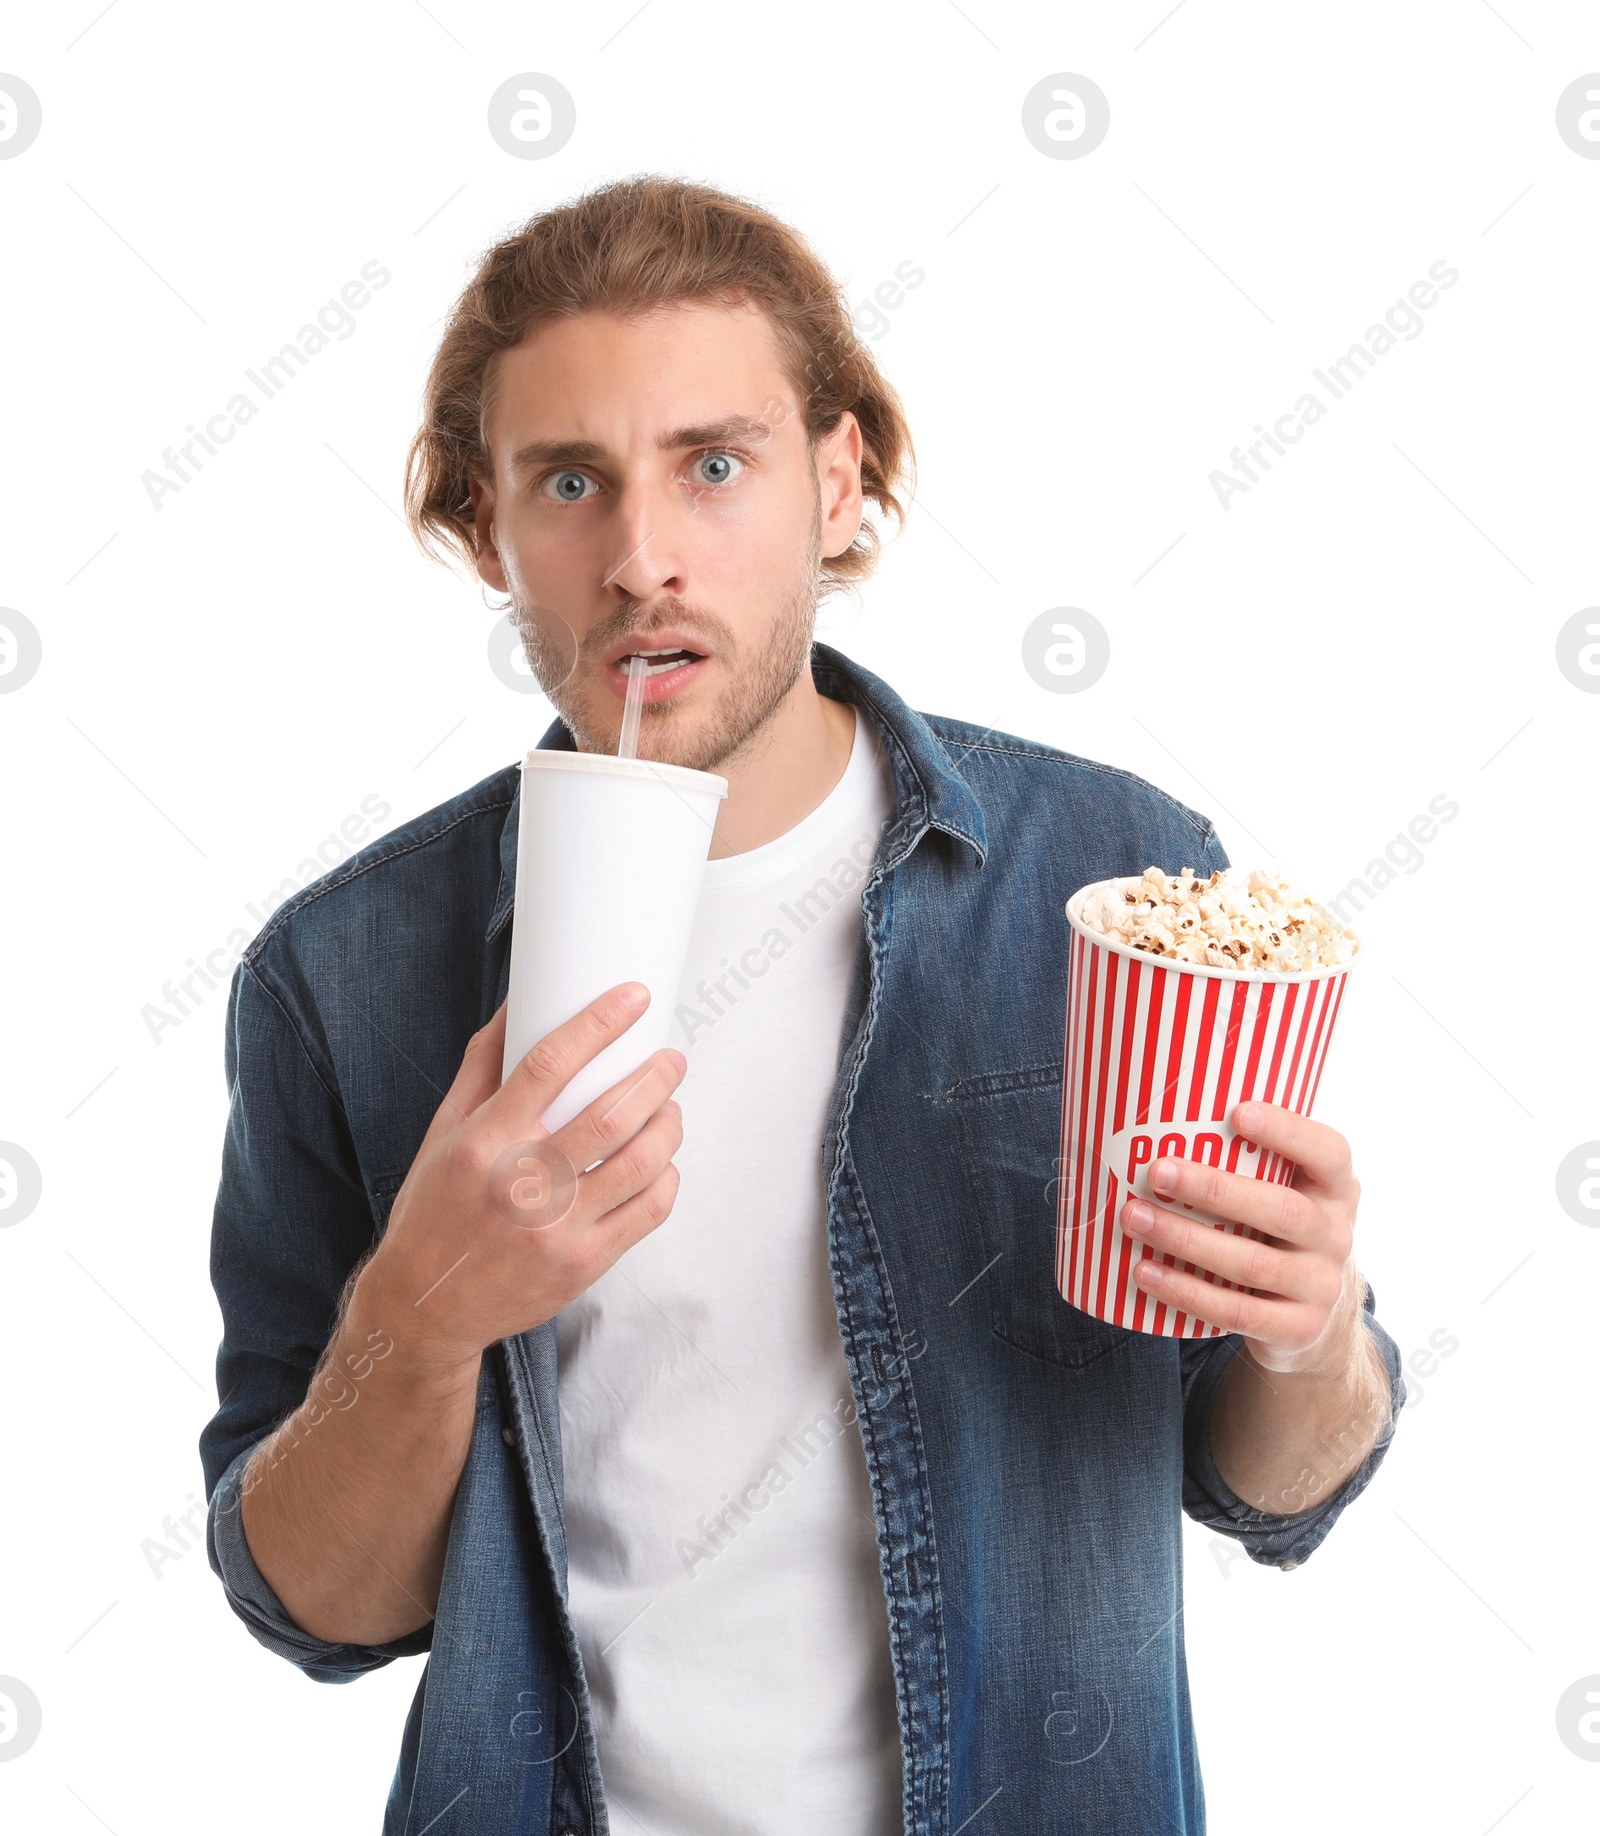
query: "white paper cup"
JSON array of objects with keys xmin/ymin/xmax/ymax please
[
  {"xmin": 1058, "ymin": 882, "xmax": 1361, "ymax": 1339},
  {"xmin": 501, "ymin": 751, "xmax": 728, "ymax": 1132}
]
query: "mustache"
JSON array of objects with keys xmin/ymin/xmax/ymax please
[{"xmin": 582, "ymin": 600, "xmax": 736, "ymax": 659}]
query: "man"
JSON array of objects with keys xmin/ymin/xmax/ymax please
[{"xmin": 202, "ymin": 174, "xmax": 1403, "ymax": 1836}]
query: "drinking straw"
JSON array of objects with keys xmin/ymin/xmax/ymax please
[{"xmin": 618, "ymin": 652, "xmax": 647, "ymax": 758}]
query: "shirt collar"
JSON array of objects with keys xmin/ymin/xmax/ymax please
[{"xmin": 486, "ymin": 639, "xmax": 986, "ymax": 944}]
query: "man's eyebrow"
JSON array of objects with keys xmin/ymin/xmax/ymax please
[
  {"xmin": 658, "ymin": 414, "xmax": 772, "ymax": 451},
  {"xmin": 507, "ymin": 414, "xmax": 774, "ymax": 479}
]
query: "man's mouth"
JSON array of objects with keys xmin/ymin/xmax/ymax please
[
  {"xmin": 615, "ymin": 645, "xmax": 705, "ymax": 677},
  {"xmin": 601, "ymin": 642, "xmax": 711, "ymax": 705}
]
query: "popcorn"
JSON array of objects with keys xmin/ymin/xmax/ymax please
[{"xmin": 1076, "ymin": 866, "xmax": 1357, "ymax": 973}]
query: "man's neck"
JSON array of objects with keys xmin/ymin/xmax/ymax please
[{"xmin": 706, "ymin": 677, "xmax": 857, "ymax": 860}]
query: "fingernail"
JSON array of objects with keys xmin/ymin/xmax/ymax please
[
  {"xmin": 1137, "ymin": 1259, "xmax": 1165, "ymax": 1286},
  {"xmin": 1124, "ymin": 1200, "xmax": 1155, "ymax": 1235},
  {"xmin": 618, "ymin": 982, "xmax": 649, "ymax": 1009},
  {"xmin": 1150, "ymin": 1159, "xmax": 1178, "ymax": 1196},
  {"xmin": 1236, "ymin": 1100, "xmax": 1262, "ymax": 1130}
]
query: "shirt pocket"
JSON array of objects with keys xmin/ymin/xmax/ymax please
[{"xmin": 946, "ymin": 1063, "xmax": 1145, "ymax": 1370}]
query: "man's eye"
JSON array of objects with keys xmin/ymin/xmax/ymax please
[
  {"xmin": 542, "ymin": 470, "xmax": 598, "ymax": 502},
  {"xmin": 692, "ymin": 450, "xmax": 743, "ymax": 488}
]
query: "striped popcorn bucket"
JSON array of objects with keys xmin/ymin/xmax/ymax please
[{"xmin": 1058, "ymin": 883, "xmax": 1360, "ymax": 1338}]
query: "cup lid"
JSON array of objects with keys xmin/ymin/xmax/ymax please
[{"xmin": 520, "ymin": 750, "xmax": 729, "ymax": 799}]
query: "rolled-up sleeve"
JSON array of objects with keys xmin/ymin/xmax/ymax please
[
  {"xmin": 208, "ymin": 1443, "xmax": 432, "ymax": 1681},
  {"xmin": 200, "ymin": 953, "xmax": 433, "ymax": 1681},
  {"xmin": 1179, "ymin": 1276, "xmax": 1406, "ymax": 1570}
]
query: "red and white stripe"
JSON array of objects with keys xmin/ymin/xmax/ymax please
[{"xmin": 1056, "ymin": 915, "xmax": 1352, "ymax": 1339}]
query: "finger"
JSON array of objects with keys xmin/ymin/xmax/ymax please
[
  {"xmin": 1130, "ymin": 1252, "xmax": 1302, "ymax": 1342},
  {"xmin": 1147, "ymin": 1152, "xmax": 1326, "ymax": 1244},
  {"xmin": 1231, "ymin": 1102, "xmax": 1355, "ymax": 1196},
  {"xmin": 420, "ymin": 1000, "xmax": 511, "ymax": 1150},
  {"xmin": 493, "ymin": 982, "xmax": 652, "ymax": 1131},
  {"xmin": 585, "ymin": 1162, "xmax": 682, "ymax": 1277},
  {"xmin": 1121, "ymin": 1196, "xmax": 1319, "ymax": 1304},
  {"xmin": 551, "ymin": 1048, "xmax": 686, "ymax": 1174},
  {"xmin": 574, "ymin": 1100, "xmax": 684, "ymax": 1224}
]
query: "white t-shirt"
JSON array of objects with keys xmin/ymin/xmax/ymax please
[{"xmin": 554, "ymin": 702, "xmax": 903, "ymax": 1835}]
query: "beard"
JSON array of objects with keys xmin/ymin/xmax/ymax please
[{"xmin": 510, "ymin": 493, "xmax": 824, "ymax": 776}]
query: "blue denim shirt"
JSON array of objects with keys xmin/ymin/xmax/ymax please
[{"xmin": 202, "ymin": 641, "xmax": 1404, "ymax": 1835}]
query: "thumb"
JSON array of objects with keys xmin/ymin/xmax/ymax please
[{"xmin": 419, "ymin": 999, "xmax": 509, "ymax": 1149}]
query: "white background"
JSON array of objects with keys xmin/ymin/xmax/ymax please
[{"xmin": 2, "ymin": 2, "xmax": 1597, "ymax": 1831}]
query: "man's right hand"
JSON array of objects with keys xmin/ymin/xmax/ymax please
[
  {"xmin": 235, "ymin": 981, "xmax": 684, "ymax": 1648},
  {"xmin": 365, "ymin": 981, "xmax": 686, "ymax": 1369}
]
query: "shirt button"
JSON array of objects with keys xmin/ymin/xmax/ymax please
[
  {"xmin": 502, "ymin": 1427, "xmax": 516, "ymax": 1446},
  {"xmin": 1280, "ymin": 1558, "xmax": 1299, "ymax": 1571}
]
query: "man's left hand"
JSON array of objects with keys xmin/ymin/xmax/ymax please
[{"xmin": 1119, "ymin": 1100, "xmax": 1361, "ymax": 1374}]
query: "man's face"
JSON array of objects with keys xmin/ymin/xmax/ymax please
[{"xmin": 471, "ymin": 299, "xmax": 861, "ymax": 773}]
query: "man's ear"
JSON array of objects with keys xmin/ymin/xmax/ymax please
[
  {"xmin": 469, "ymin": 473, "xmax": 509, "ymax": 593},
  {"xmin": 817, "ymin": 411, "xmax": 864, "ymax": 562}
]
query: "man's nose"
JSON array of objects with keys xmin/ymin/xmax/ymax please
[{"xmin": 602, "ymin": 481, "xmax": 689, "ymax": 603}]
